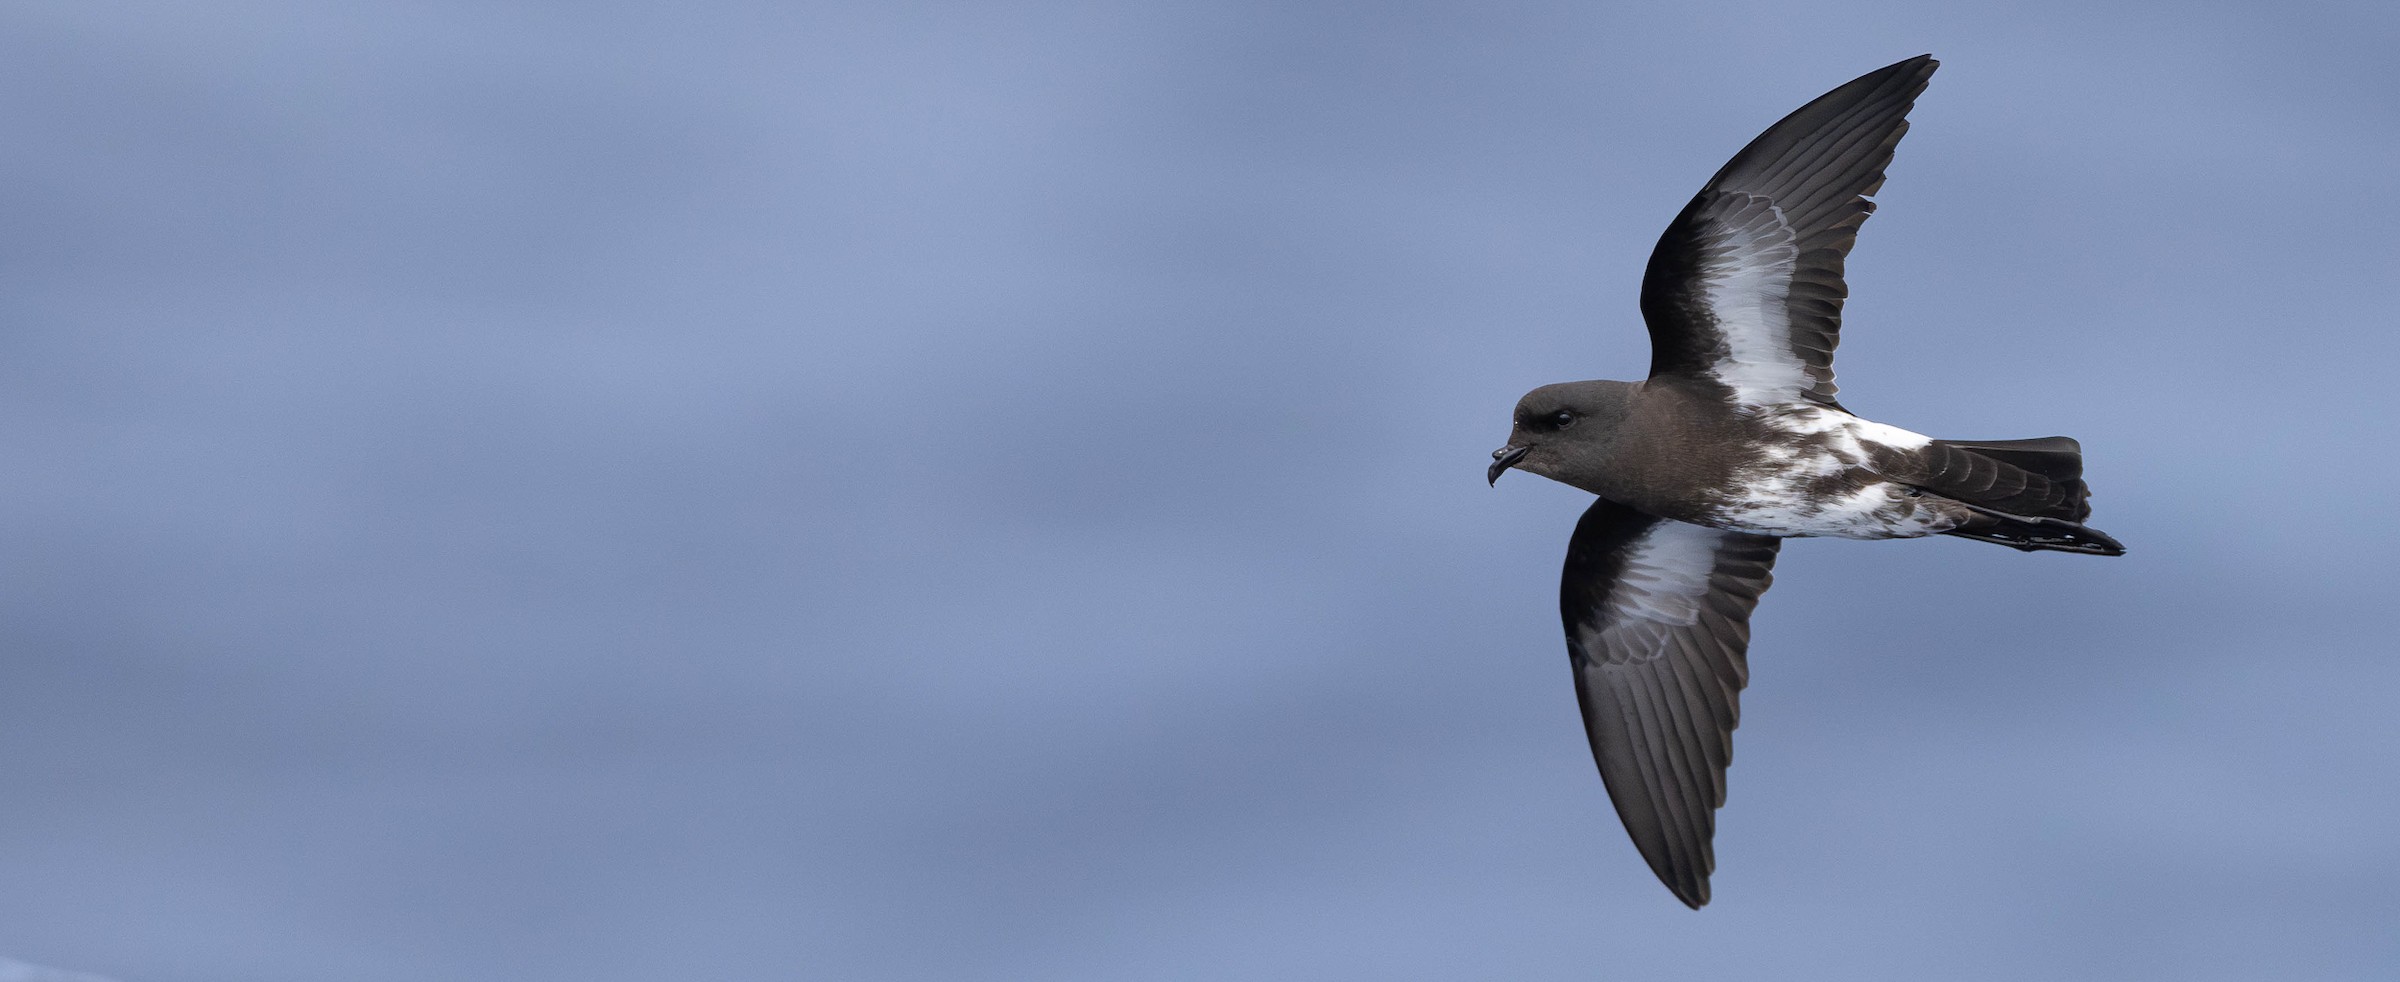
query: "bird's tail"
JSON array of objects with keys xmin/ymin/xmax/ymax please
[{"xmin": 1914, "ymin": 437, "xmax": 2125, "ymax": 556}]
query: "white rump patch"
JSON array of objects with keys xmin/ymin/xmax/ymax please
[
  {"xmin": 1756, "ymin": 405, "xmax": 1931, "ymax": 451},
  {"xmin": 1714, "ymin": 405, "xmax": 1942, "ymax": 538}
]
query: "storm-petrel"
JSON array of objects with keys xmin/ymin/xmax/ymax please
[{"xmin": 1486, "ymin": 55, "xmax": 2125, "ymax": 908}]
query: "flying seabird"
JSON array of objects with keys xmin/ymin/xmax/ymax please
[{"xmin": 1486, "ymin": 55, "xmax": 2125, "ymax": 908}]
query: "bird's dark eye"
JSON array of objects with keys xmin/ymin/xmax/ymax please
[{"xmin": 1551, "ymin": 410, "xmax": 1576, "ymax": 428}]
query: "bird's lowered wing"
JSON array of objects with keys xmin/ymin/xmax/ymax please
[
  {"xmin": 1561, "ymin": 498, "xmax": 1780, "ymax": 908},
  {"xmin": 1639, "ymin": 55, "xmax": 1936, "ymax": 408}
]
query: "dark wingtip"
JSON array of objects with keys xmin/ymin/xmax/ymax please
[
  {"xmin": 1889, "ymin": 53, "xmax": 1939, "ymax": 76},
  {"xmin": 1858, "ymin": 54, "xmax": 1940, "ymax": 107},
  {"xmin": 1671, "ymin": 879, "xmax": 1710, "ymax": 910}
]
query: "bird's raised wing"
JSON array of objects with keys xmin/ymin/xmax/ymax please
[
  {"xmin": 1561, "ymin": 498, "xmax": 1780, "ymax": 908},
  {"xmin": 1639, "ymin": 55, "xmax": 1936, "ymax": 408}
]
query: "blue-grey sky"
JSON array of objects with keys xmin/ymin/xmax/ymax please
[{"xmin": 5, "ymin": 3, "xmax": 2396, "ymax": 980}]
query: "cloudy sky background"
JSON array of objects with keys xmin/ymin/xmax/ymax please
[{"xmin": 5, "ymin": 2, "xmax": 2396, "ymax": 980}]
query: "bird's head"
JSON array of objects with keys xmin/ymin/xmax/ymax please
[{"xmin": 1488, "ymin": 380, "xmax": 1633, "ymax": 491}]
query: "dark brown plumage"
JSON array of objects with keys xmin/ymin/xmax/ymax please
[{"xmin": 1487, "ymin": 55, "xmax": 2124, "ymax": 908}]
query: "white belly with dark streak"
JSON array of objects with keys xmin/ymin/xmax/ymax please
[{"xmin": 1707, "ymin": 404, "xmax": 1961, "ymax": 539}]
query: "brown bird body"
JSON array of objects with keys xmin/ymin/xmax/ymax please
[{"xmin": 1487, "ymin": 55, "xmax": 2123, "ymax": 908}]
